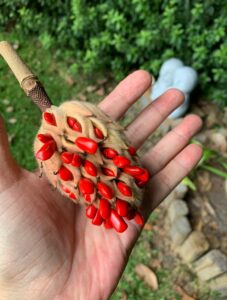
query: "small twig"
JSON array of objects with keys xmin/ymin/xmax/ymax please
[{"xmin": 0, "ymin": 41, "xmax": 52, "ymax": 111}]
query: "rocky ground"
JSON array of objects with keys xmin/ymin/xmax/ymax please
[{"xmin": 134, "ymin": 98, "xmax": 227, "ymax": 299}]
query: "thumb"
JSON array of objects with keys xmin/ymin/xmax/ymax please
[{"xmin": 0, "ymin": 114, "xmax": 21, "ymax": 188}]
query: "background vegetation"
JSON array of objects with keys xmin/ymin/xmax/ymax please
[
  {"xmin": 0, "ymin": 1, "xmax": 226, "ymax": 299},
  {"xmin": 1, "ymin": 0, "xmax": 227, "ymax": 106}
]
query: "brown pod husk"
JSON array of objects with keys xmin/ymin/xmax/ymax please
[{"xmin": 34, "ymin": 100, "xmax": 150, "ymax": 231}]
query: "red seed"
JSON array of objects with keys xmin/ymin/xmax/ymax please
[
  {"xmin": 102, "ymin": 148, "xmax": 118, "ymax": 159},
  {"xmin": 69, "ymin": 192, "xmax": 77, "ymax": 200},
  {"xmin": 43, "ymin": 112, "xmax": 56, "ymax": 126},
  {"xmin": 84, "ymin": 194, "xmax": 91, "ymax": 202},
  {"xmin": 116, "ymin": 198, "xmax": 129, "ymax": 217},
  {"xmin": 86, "ymin": 205, "xmax": 97, "ymax": 219},
  {"xmin": 79, "ymin": 178, "xmax": 95, "ymax": 194},
  {"xmin": 117, "ymin": 181, "xmax": 132, "ymax": 197},
  {"xmin": 113, "ymin": 155, "xmax": 130, "ymax": 168},
  {"xmin": 67, "ymin": 116, "xmax": 82, "ymax": 132},
  {"xmin": 61, "ymin": 152, "xmax": 74, "ymax": 164},
  {"xmin": 92, "ymin": 210, "xmax": 103, "ymax": 226},
  {"xmin": 135, "ymin": 181, "xmax": 144, "ymax": 188},
  {"xmin": 61, "ymin": 185, "xmax": 70, "ymax": 193},
  {"xmin": 75, "ymin": 137, "xmax": 98, "ymax": 154},
  {"xmin": 37, "ymin": 134, "xmax": 53, "ymax": 143},
  {"xmin": 97, "ymin": 182, "xmax": 113, "ymax": 199},
  {"xmin": 134, "ymin": 169, "xmax": 150, "ymax": 186},
  {"xmin": 102, "ymin": 167, "xmax": 115, "ymax": 177},
  {"xmin": 67, "ymin": 116, "xmax": 75, "ymax": 128},
  {"xmin": 128, "ymin": 146, "xmax": 136, "ymax": 156},
  {"xmin": 104, "ymin": 218, "xmax": 113, "ymax": 229},
  {"xmin": 94, "ymin": 127, "xmax": 104, "ymax": 139},
  {"xmin": 134, "ymin": 211, "xmax": 144, "ymax": 226},
  {"xmin": 71, "ymin": 154, "xmax": 82, "ymax": 167},
  {"xmin": 84, "ymin": 160, "xmax": 97, "ymax": 176},
  {"xmin": 126, "ymin": 208, "xmax": 136, "ymax": 220},
  {"xmin": 58, "ymin": 166, "xmax": 73, "ymax": 181},
  {"xmin": 99, "ymin": 198, "xmax": 111, "ymax": 219},
  {"xmin": 110, "ymin": 210, "xmax": 128, "ymax": 233},
  {"xmin": 122, "ymin": 165, "xmax": 144, "ymax": 177},
  {"xmin": 35, "ymin": 140, "xmax": 56, "ymax": 161}
]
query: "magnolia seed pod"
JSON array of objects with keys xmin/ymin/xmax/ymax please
[{"xmin": 0, "ymin": 41, "xmax": 150, "ymax": 233}]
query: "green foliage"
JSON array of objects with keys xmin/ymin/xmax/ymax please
[
  {"xmin": 182, "ymin": 177, "xmax": 197, "ymax": 191},
  {"xmin": 197, "ymin": 145, "xmax": 227, "ymax": 179},
  {"xmin": 0, "ymin": 0, "xmax": 227, "ymax": 106},
  {"xmin": 185, "ymin": 140, "xmax": 227, "ymax": 187}
]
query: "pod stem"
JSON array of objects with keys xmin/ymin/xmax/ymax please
[{"xmin": 0, "ymin": 41, "xmax": 52, "ymax": 112}]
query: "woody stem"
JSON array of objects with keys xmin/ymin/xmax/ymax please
[{"xmin": 0, "ymin": 41, "xmax": 52, "ymax": 112}]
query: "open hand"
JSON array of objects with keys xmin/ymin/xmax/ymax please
[{"xmin": 0, "ymin": 70, "xmax": 202, "ymax": 300}]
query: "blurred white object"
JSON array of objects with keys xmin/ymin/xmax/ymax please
[{"xmin": 142, "ymin": 58, "xmax": 198, "ymax": 119}]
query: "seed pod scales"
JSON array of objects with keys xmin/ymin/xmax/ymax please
[{"xmin": 33, "ymin": 100, "xmax": 149, "ymax": 233}]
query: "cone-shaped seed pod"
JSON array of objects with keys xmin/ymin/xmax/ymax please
[
  {"xmin": 33, "ymin": 101, "xmax": 150, "ymax": 232},
  {"xmin": 0, "ymin": 41, "xmax": 150, "ymax": 233}
]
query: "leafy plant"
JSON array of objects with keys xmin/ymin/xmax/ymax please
[
  {"xmin": 198, "ymin": 149, "xmax": 227, "ymax": 180},
  {"xmin": 183, "ymin": 140, "xmax": 227, "ymax": 191},
  {"xmin": 0, "ymin": 0, "xmax": 227, "ymax": 107},
  {"xmin": 193, "ymin": 139, "xmax": 227, "ymax": 179},
  {"xmin": 182, "ymin": 177, "xmax": 197, "ymax": 191}
]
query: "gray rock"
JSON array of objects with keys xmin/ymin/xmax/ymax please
[
  {"xmin": 178, "ymin": 231, "xmax": 210, "ymax": 263},
  {"xmin": 135, "ymin": 264, "xmax": 159, "ymax": 290},
  {"xmin": 151, "ymin": 58, "xmax": 198, "ymax": 119},
  {"xmin": 194, "ymin": 250, "xmax": 227, "ymax": 281},
  {"xmin": 170, "ymin": 216, "xmax": 191, "ymax": 246},
  {"xmin": 194, "ymin": 132, "xmax": 208, "ymax": 144},
  {"xmin": 168, "ymin": 200, "xmax": 189, "ymax": 223},
  {"xmin": 210, "ymin": 272, "xmax": 227, "ymax": 297},
  {"xmin": 159, "ymin": 58, "xmax": 184, "ymax": 79},
  {"xmin": 163, "ymin": 183, "xmax": 188, "ymax": 209},
  {"xmin": 173, "ymin": 66, "xmax": 198, "ymax": 93},
  {"xmin": 163, "ymin": 191, "xmax": 175, "ymax": 208},
  {"xmin": 174, "ymin": 183, "xmax": 188, "ymax": 199},
  {"xmin": 209, "ymin": 131, "xmax": 227, "ymax": 154}
]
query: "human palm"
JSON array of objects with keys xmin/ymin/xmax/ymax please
[{"xmin": 0, "ymin": 71, "xmax": 202, "ymax": 300}]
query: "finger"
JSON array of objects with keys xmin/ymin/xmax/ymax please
[
  {"xmin": 0, "ymin": 114, "xmax": 12, "ymax": 162},
  {"xmin": 141, "ymin": 114, "xmax": 202, "ymax": 174},
  {"xmin": 124, "ymin": 88, "xmax": 184, "ymax": 148},
  {"xmin": 98, "ymin": 70, "xmax": 152, "ymax": 121},
  {"xmin": 142, "ymin": 144, "xmax": 202, "ymax": 218},
  {"xmin": 0, "ymin": 114, "xmax": 20, "ymax": 184}
]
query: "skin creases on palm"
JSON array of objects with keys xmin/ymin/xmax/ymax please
[{"xmin": 0, "ymin": 166, "xmax": 140, "ymax": 300}]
